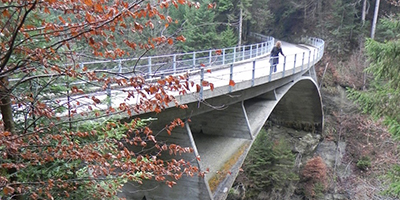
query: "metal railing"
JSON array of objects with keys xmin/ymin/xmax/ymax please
[
  {"xmin": 65, "ymin": 34, "xmax": 324, "ymax": 109},
  {"xmin": 184, "ymin": 36, "xmax": 325, "ymax": 99},
  {"xmin": 75, "ymin": 35, "xmax": 275, "ymax": 79},
  {"xmin": 11, "ymin": 33, "xmax": 324, "ymax": 120}
]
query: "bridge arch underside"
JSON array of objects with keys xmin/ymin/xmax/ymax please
[{"xmin": 269, "ymin": 78, "xmax": 323, "ymax": 133}]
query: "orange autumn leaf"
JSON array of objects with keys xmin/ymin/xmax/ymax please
[
  {"xmin": 94, "ymin": 4, "xmax": 103, "ymax": 12},
  {"xmin": 196, "ymin": 84, "xmax": 201, "ymax": 92},
  {"xmin": 176, "ymin": 35, "xmax": 186, "ymax": 42},
  {"xmin": 167, "ymin": 38, "xmax": 174, "ymax": 45},
  {"xmin": 229, "ymin": 80, "xmax": 236, "ymax": 86},
  {"xmin": 2, "ymin": 9, "xmax": 10, "ymax": 17},
  {"xmin": 83, "ymin": 0, "xmax": 93, "ymax": 6},
  {"xmin": 3, "ymin": 186, "xmax": 14, "ymax": 195}
]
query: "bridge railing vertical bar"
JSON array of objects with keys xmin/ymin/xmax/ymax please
[
  {"xmin": 229, "ymin": 64, "xmax": 233, "ymax": 92},
  {"xmin": 256, "ymin": 44, "xmax": 259, "ymax": 56},
  {"xmin": 293, "ymin": 54, "xmax": 296, "ymax": 74},
  {"xmin": 242, "ymin": 46, "xmax": 245, "ymax": 61},
  {"xmin": 173, "ymin": 55, "xmax": 177, "ymax": 74},
  {"xmin": 118, "ymin": 60, "xmax": 122, "ymax": 73},
  {"xmin": 249, "ymin": 45, "xmax": 253, "ymax": 59},
  {"xmin": 233, "ymin": 47, "xmax": 236, "ymax": 63},
  {"xmin": 192, "ymin": 52, "xmax": 196, "ymax": 69},
  {"xmin": 313, "ymin": 49, "xmax": 316, "ymax": 66},
  {"xmin": 200, "ymin": 68, "xmax": 204, "ymax": 100},
  {"xmin": 252, "ymin": 60, "xmax": 255, "ymax": 86},
  {"xmin": 148, "ymin": 57, "xmax": 152, "ymax": 78},
  {"xmin": 107, "ymin": 83, "xmax": 111, "ymax": 108},
  {"xmin": 308, "ymin": 50, "xmax": 311, "ymax": 69},
  {"xmin": 268, "ymin": 62, "xmax": 272, "ymax": 82},
  {"xmin": 209, "ymin": 50, "xmax": 212, "ymax": 66},
  {"xmin": 301, "ymin": 52, "xmax": 305, "ymax": 71},
  {"xmin": 282, "ymin": 56, "xmax": 286, "ymax": 78},
  {"xmin": 223, "ymin": 49, "xmax": 226, "ymax": 65}
]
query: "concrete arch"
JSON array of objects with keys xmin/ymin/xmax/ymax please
[
  {"xmin": 242, "ymin": 76, "xmax": 323, "ymax": 141},
  {"xmin": 269, "ymin": 77, "xmax": 324, "ymax": 133}
]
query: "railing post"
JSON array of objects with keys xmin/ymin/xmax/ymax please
[
  {"xmin": 173, "ymin": 55, "xmax": 177, "ymax": 74},
  {"xmin": 268, "ymin": 60, "xmax": 272, "ymax": 82},
  {"xmin": 223, "ymin": 49, "xmax": 226, "ymax": 65},
  {"xmin": 118, "ymin": 60, "xmax": 122, "ymax": 73},
  {"xmin": 301, "ymin": 52, "xmax": 305, "ymax": 71},
  {"xmin": 209, "ymin": 50, "xmax": 212, "ymax": 66},
  {"xmin": 313, "ymin": 49, "xmax": 316, "ymax": 65},
  {"xmin": 229, "ymin": 64, "xmax": 233, "ymax": 93},
  {"xmin": 282, "ymin": 56, "xmax": 286, "ymax": 78},
  {"xmin": 308, "ymin": 50, "xmax": 311, "ymax": 69},
  {"xmin": 262, "ymin": 43, "xmax": 265, "ymax": 55},
  {"xmin": 266, "ymin": 42, "xmax": 269, "ymax": 54},
  {"xmin": 193, "ymin": 52, "xmax": 196, "ymax": 69},
  {"xmin": 233, "ymin": 47, "xmax": 236, "ymax": 63},
  {"xmin": 256, "ymin": 44, "xmax": 259, "ymax": 56},
  {"xmin": 250, "ymin": 45, "xmax": 253, "ymax": 58},
  {"xmin": 148, "ymin": 57, "xmax": 152, "ymax": 75},
  {"xmin": 252, "ymin": 60, "xmax": 255, "ymax": 86},
  {"xmin": 107, "ymin": 83, "xmax": 111, "ymax": 108},
  {"xmin": 200, "ymin": 68, "xmax": 204, "ymax": 100},
  {"xmin": 242, "ymin": 46, "xmax": 245, "ymax": 60},
  {"xmin": 265, "ymin": 42, "xmax": 268, "ymax": 54},
  {"xmin": 293, "ymin": 54, "xmax": 297, "ymax": 74}
]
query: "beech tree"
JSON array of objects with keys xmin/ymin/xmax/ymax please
[{"xmin": 0, "ymin": 0, "xmax": 210, "ymax": 199}]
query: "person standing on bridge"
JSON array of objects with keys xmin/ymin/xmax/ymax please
[{"xmin": 270, "ymin": 41, "xmax": 285, "ymax": 73}]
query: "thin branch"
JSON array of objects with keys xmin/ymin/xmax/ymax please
[{"xmin": 0, "ymin": 0, "xmax": 37, "ymax": 72}]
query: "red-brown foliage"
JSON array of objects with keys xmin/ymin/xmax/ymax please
[
  {"xmin": 301, "ymin": 156, "xmax": 328, "ymax": 198},
  {"xmin": 0, "ymin": 0, "xmax": 212, "ymax": 199}
]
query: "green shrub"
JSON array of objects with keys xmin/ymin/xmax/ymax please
[{"xmin": 356, "ymin": 156, "xmax": 371, "ymax": 171}]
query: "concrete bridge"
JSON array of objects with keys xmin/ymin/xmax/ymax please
[{"xmin": 114, "ymin": 34, "xmax": 325, "ymax": 200}]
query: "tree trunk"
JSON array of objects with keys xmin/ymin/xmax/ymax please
[
  {"xmin": 0, "ymin": 76, "xmax": 15, "ymax": 133},
  {"xmin": 371, "ymin": 0, "xmax": 380, "ymax": 39},
  {"xmin": 362, "ymin": 0, "xmax": 367, "ymax": 25},
  {"xmin": 238, "ymin": 6, "xmax": 243, "ymax": 46}
]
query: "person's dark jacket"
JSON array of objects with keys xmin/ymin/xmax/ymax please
[{"xmin": 270, "ymin": 47, "xmax": 284, "ymax": 65}]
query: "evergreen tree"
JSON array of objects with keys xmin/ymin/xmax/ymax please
[
  {"xmin": 348, "ymin": 16, "xmax": 400, "ymax": 137},
  {"xmin": 175, "ymin": 0, "xmax": 237, "ymax": 52},
  {"xmin": 248, "ymin": 0, "xmax": 272, "ymax": 34}
]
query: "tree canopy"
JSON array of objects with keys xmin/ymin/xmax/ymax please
[{"xmin": 0, "ymin": 1, "xmax": 214, "ymax": 199}]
